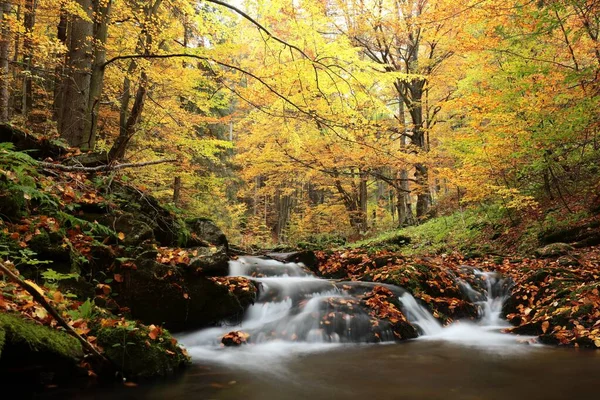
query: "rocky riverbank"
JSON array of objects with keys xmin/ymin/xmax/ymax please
[{"xmin": 0, "ymin": 130, "xmax": 256, "ymax": 387}]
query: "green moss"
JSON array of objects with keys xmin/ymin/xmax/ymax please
[
  {"xmin": 0, "ymin": 327, "xmax": 5, "ymax": 357},
  {"xmin": 0, "ymin": 187, "xmax": 26, "ymax": 218},
  {"xmin": 573, "ymin": 304, "xmax": 593, "ymax": 318},
  {"xmin": 0, "ymin": 312, "xmax": 83, "ymax": 360},
  {"xmin": 96, "ymin": 324, "xmax": 190, "ymax": 379}
]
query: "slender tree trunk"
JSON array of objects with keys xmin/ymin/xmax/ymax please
[
  {"xmin": 396, "ymin": 169, "xmax": 415, "ymax": 227},
  {"xmin": 359, "ymin": 169, "xmax": 368, "ymax": 230},
  {"xmin": 173, "ymin": 176, "xmax": 181, "ymax": 205},
  {"xmin": 58, "ymin": 0, "xmax": 93, "ymax": 147},
  {"xmin": 0, "ymin": 1, "xmax": 12, "ymax": 122},
  {"xmin": 109, "ymin": 71, "xmax": 147, "ymax": 161},
  {"xmin": 396, "ymin": 100, "xmax": 415, "ymax": 226},
  {"xmin": 53, "ymin": 11, "xmax": 68, "ymax": 120},
  {"xmin": 112, "ymin": 0, "xmax": 162, "ymax": 161},
  {"xmin": 83, "ymin": 0, "xmax": 112, "ymax": 150},
  {"xmin": 22, "ymin": 0, "xmax": 35, "ymax": 120}
]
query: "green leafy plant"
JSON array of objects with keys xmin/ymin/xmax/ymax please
[{"xmin": 67, "ymin": 298, "xmax": 96, "ymax": 320}]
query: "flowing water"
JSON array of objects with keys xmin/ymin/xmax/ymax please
[
  {"xmin": 180, "ymin": 256, "xmax": 526, "ymax": 359},
  {"xmin": 42, "ymin": 257, "xmax": 600, "ymax": 399}
]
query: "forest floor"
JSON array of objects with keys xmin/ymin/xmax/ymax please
[{"xmin": 314, "ymin": 202, "xmax": 600, "ymax": 348}]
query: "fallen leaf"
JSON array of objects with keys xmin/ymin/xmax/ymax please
[
  {"xmin": 53, "ymin": 291, "xmax": 64, "ymax": 303},
  {"xmin": 541, "ymin": 320, "xmax": 550, "ymax": 333},
  {"xmin": 25, "ymin": 280, "xmax": 45, "ymax": 296},
  {"xmin": 34, "ymin": 306, "xmax": 48, "ymax": 320}
]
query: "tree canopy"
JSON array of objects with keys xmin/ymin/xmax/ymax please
[{"xmin": 0, "ymin": 0, "xmax": 598, "ymax": 246}]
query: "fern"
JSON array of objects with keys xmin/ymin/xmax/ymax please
[{"xmin": 56, "ymin": 211, "xmax": 116, "ymax": 237}]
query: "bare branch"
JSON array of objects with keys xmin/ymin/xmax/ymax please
[
  {"xmin": 0, "ymin": 262, "xmax": 110, "ymax": 364},
  {"xmin": 38, "ymin": 158, "xmax": 177, "ymax": 172}
]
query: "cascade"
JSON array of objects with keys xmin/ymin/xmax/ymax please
[{"xmin": 179, "ymin": 257, "xmax": 527, "ymax": 364}]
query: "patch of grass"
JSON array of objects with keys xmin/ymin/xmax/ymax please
[{"xmin": 347, "ymin": 205, "xmax": 505, "ymax": 256}]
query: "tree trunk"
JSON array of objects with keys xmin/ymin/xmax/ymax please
[
  {"xmin": 22, "ymin": 0, "xmax": 35, "ymax": 119},
  {"xmin": 58, "ymin": 0, "xmax": 93, "ymax": 147},
  {"xmin": 83, "ymin": 0, "xmax": 112, "ymax": 150},
  {"xmin": 408, "ymin": 87, "xmax": 432, "ymax": 221},
  {"xmin": 52, "ymin": 11, "xmax": 68, "ymax": 120},
  {"xmin": 109, "ymin": 71, "xmax": 147, "ymax": 161},
  {"xmin": 359, "ymin": 169, "xmax": 368, "ymax": 230},
  {"xmin": 112, "ymin": 0, "xmax": 162, "ymax": 161},
  {"xmin": 395, "ymin": 101, "xmax": 416, "ymax": 226},
  {"xmin": 333, "ymin": 172, "xmax": 366, "ymax": 235},
  {"xmin": 274, "ymin": 191, "xmax": 294, "ymax": 242},
  {"xmin": 0, "ymin": 1, "xmax": 12, "ymax": 122},
  {"xmin": 396, "ymin": 169, "xmax": 415, "ymax": 227},
  {"xmin": 173, "ymin": 176, "xmax": 181, "ymax": 205},
  {"xmin": 415, "ymin": 163, "xmax": 431, "ymax": 220}
]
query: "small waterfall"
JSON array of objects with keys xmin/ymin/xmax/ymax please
[
  {"xmin": 179, "ymin": 257, "xmax": 532, "ymax": 366},
  {"xmin": 180, "ymin": 256, "xmax": 401, "ymax": 350},
  {"xmin": 456, "ymin": 269, "xmax": 512, "ymax": 328},
  {"xmin": 398, "ymin": 293, "xmax": 442, "ymax": 335}
]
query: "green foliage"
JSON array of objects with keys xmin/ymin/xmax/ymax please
[
  {"xmin": 67, "ymin": 298, "xmax": 96, "ymax": 320},
  {"xmin": 56, "ymin": 212, "xmax": 115, "ymax": 237},
  {"xmin": 41, "ymin": 269, "xmax": 79, "ymax": 282}
]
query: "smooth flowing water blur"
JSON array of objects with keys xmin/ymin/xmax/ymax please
[
  {"xmin": 50, "ymin": 341, "xmax": 600, "ymax": 400},
  {"xmin": 39, "ymin": 257, "xmax": 600, "ymax": 399}
]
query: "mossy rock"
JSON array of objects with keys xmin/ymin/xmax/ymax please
[
  {"xmin": 0, "ymin": 186, "xmax": 27, "ymax": 219},
  {"xmin": 96, "ymin": 325, "xmax": 190, "ymax": 379},
  {"xmin": 28, "ymin": 231, "xmax": 71, "ymax": 266},
  {"xmin": 185, "ymin": 217, "xmax": 228, "ymax": 249},
  {"xmin": 534, "ymin": 243, "xmax": 574, "ymax": 258},
  {"xmin": 0, "ymin": 313, "xmax": 82, "ymax": 360},
  {"xmin": 0, "ymin": 312, "xmax": 83, "ymax": 386}
]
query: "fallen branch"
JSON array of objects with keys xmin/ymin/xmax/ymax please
[
  {"xmin": 0, "ymin": 262, "xmax": 110, "ymax": 364},
  {"xmin": 38, "ymin": 158, "xmax": 177, "ymax": 172}
]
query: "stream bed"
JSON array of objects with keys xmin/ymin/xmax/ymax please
[{"xmin": 40, "ymin": 256, "xmax": 600, "ymax": 399}]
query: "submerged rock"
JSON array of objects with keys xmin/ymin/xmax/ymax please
[{"xmin": 221, "ymin": 331, "xmax": 250, "ymax": 347}]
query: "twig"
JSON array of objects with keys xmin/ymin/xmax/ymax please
[
  {"xmin": 38, "ymin": 158, "xmax": 177, "ymax": 172},
  {"xmin": 0, "ymin": 262, "xmax": 110, "ymax": 364}
]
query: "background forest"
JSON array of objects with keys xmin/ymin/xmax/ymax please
[{"xmin": 1, "ymin": 0, "xmax": 598, "ymax": 250}]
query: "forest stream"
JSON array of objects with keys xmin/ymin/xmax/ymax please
[{"xmin": 41, "ymin": 257, "xmax": 600, "ymax": 399}]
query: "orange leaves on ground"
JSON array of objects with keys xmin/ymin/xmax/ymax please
[{"xmin": 156, "ymin": 247, "xmax": 195, "ymax": 265}]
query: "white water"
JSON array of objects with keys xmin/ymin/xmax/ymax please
[
  {"xmin": 178, "ymin": 257, "xmax": 535, "ymax": 368},
  {"xmin": 399, "ymin": 268, "xmax": 536, "ymax": 350}
]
